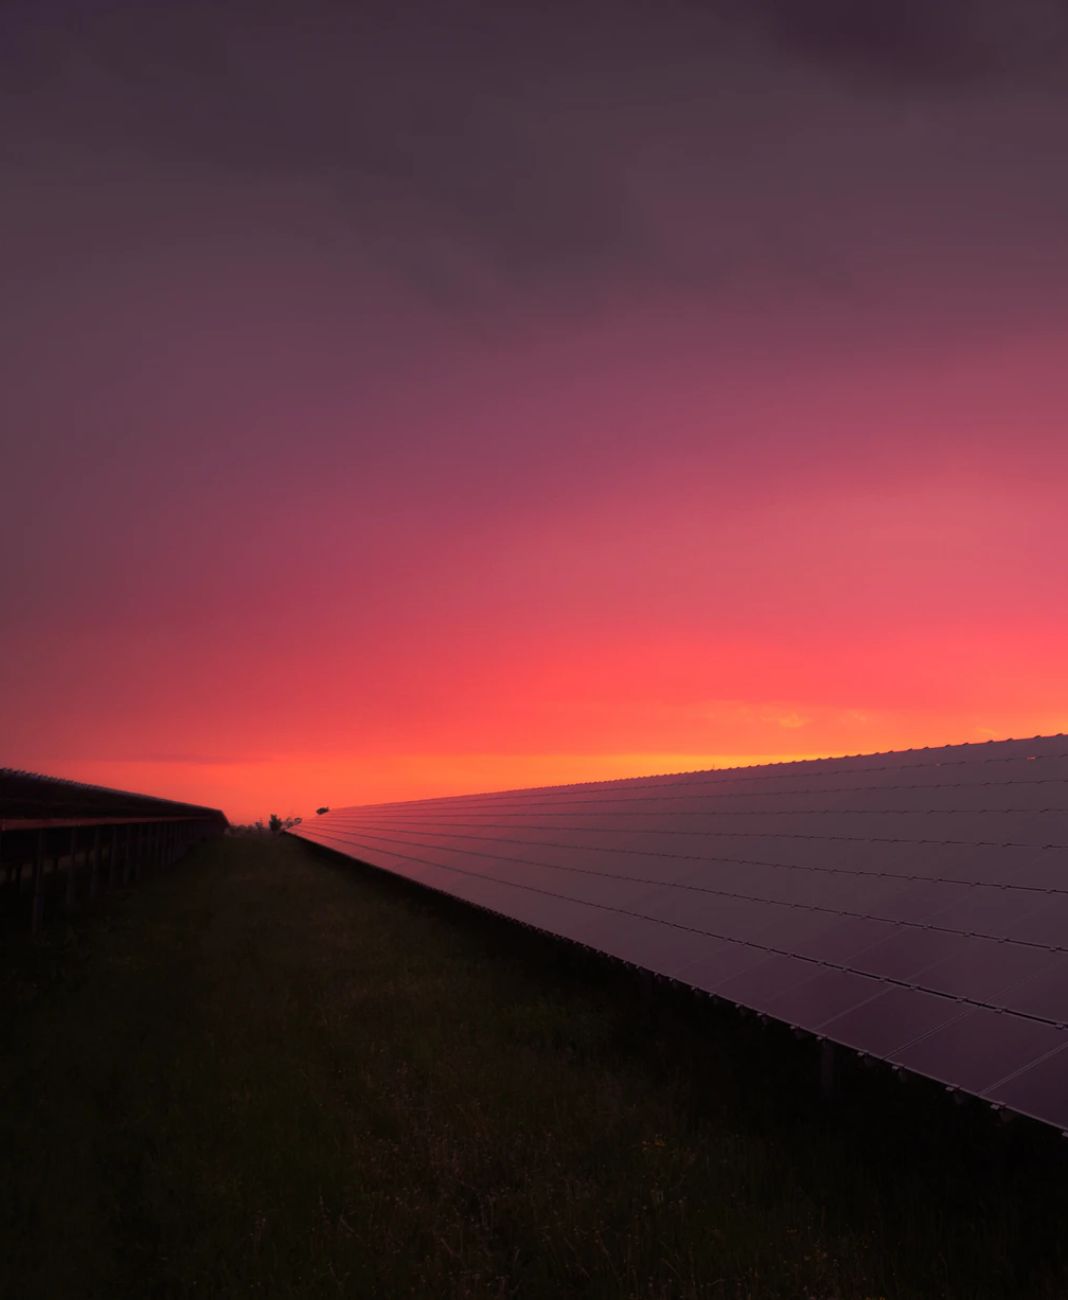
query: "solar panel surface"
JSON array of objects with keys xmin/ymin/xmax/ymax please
[{"xmin": 290, "ymin": 736, "xmax": 1068, "ymax": 1130}]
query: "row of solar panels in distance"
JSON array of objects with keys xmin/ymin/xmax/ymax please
[{"xmin": 342, "ymin": 737, "xmax": 1068, "ymax": 814}]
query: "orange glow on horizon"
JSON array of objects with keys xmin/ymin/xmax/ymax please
[{"xmin": 34, "ymin": 700, "xmax": 1068, "ymax": 825}]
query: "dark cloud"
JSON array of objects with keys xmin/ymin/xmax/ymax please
[
  {"xmin": 3, "ymin": 0, "xmax": 1068, "ymax": 321},
  {"xmin": 744, "ymin": 0, "xmax": 1068, "ymax": 88},
  {"xmin": 761, "ymin": 0, "xmax": 987, "ymax": 82},
  {"xmin": 0, "ymin": 0, "xmax": 655, "ymax": 300}
]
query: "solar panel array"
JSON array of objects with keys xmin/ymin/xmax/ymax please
[
  {"xmin": 291, "ymin": 735, "xmax": 1068, "ymax": 1131},
  {"xmin": 0, "ymin": 767, "xmax": 228, "ymax": 827}
]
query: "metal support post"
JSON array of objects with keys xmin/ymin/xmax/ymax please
[
  {"xmin": 66, "ymin": 827, "xmax": 78, "ymax": 912},
  {"xmin": 820, "ymin": 1038, "xmax": 835, "ymax": 1099},
  {"xmin": 89, "ymin": 826, "xmax": 100, "ymax": 901},
  {"xmin": 31, "ymin": 828, "xmax": 45, "ymax": 933}
]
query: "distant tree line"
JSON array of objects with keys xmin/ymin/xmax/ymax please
[{"xmin": 229, "ymin": 814, "xmax": 302, "ymax": 836}]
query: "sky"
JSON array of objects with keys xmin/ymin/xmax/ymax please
[{"xmin": 3, "ymin": 0, "xmax": 1067, "ymax": 822}]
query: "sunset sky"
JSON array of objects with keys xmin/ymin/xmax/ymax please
[{"xmin": 3, "ymin": 0, "xmax": 1067, "ymax": 822}]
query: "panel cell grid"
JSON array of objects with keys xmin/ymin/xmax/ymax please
[{"xmin": 292, "ymin": 734, "xmax": 1068, "ymax": 1132}]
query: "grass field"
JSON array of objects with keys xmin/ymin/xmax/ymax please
[{"xmin": 3, "ymin": 835, "xmax": 1068, "ymax": 1299}]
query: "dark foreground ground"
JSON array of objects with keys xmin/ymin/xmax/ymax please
[{"xmin": 3, "ymin": 837, "xmax": 1068, "ymax": 1299}]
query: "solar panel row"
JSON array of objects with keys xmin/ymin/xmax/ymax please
[{"xmin": 291, "ymin": 734, "xmax": 1068, "ymax": 1131}]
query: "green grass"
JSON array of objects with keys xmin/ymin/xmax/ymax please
[{"xmin": 3, "ymin": 834, "xmax": 1068, "ymax": 1299}]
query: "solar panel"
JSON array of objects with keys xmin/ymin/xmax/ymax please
[{"xmin": 291, "ymin": 734, "xmax": 1068, "ymax": 1132}]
